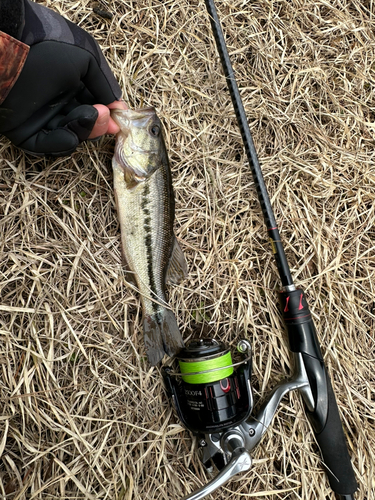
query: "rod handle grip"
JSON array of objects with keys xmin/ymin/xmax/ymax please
[
  {"xmin": 312, "ymin": 366, "xmax": 357, "ymax": 496},
  {"xmin": 279, "ymin": 289, "xmax": 357, "ymax": 496}
]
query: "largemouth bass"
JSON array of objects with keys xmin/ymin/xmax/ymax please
[{"xmin": 111, "ymin": 107, "xmax": 187, "ymax": 365}]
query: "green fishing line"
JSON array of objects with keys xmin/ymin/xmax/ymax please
[{"xmin": 179, "ymin": 351, "xmax": 233, "ymax": 384}]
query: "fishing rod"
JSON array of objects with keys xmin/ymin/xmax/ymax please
[{"xmin": 163, "ymin": 1, "xmax": 358, "ymax": 499}]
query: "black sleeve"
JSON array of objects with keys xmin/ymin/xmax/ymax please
[
  {"xmin": 0, "ymin": 0, "xmax": 25, "ymax": 39},
  {"xmin": 0, "ymin": 0, "xmax": 122, "ymax": 156}
]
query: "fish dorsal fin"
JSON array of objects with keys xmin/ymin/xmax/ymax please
[{"xmin": 166, "ymin": 237, "xmax": 188, "ymax": 285}]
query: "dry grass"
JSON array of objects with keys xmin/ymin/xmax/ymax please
[{"xmin": 1, "ymin": 0, "xmax": 374, "ymax": 498}]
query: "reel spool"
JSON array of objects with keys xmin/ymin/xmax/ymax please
[{"xmin": 163, "ymin": 339, "xmax": 253, "ymax": 435}]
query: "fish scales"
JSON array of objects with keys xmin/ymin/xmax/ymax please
[
  {"xmin": 112, "ymin": 107, "xmax": 187, "ymax": 365},
  {"xmin": 116, "ymin": 166, "xmax": 172, "ymax": 314}
]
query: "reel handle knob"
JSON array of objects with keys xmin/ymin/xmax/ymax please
[{"xmin": 181, "ymin": 448, "xmax": 252, "ymax": 500}]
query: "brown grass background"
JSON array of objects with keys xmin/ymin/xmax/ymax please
[{"xmin": 0, "ymin": 0, "xmax": 374, "ymax": 498}]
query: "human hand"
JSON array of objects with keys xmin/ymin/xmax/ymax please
[
  {"xmin": 90, "ymin": 101, "xmax": 128, "ymax": 140},
  {"xmin": 0, "ymin": 0, "xmax": 126, "ymax": 156}
]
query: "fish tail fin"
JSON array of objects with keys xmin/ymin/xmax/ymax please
[{"xmin": 143, "ymin": 308, "xmax": 185, "ymax": 366}]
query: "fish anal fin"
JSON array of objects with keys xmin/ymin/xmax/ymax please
[
  {"xmin": 143, "ymin": 314, "xmax": 165, "ymax": 366},
  {"xmin": 166, "ymin": 237, "xmax": 188, "ymax": 285}
]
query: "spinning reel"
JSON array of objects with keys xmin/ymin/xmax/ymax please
[
  {"xmin": 163, "ymin": 335, "xmax": 316, "ymax": 500},
  {"xmin": 163, "ymin": 339, "xmax": 252, "ymax": 436}
]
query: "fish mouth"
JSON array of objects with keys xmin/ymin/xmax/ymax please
[
  {"xmin": 111, "ymin": 107, "xmax": 157, "ymax": 126},
  {"xmin": 132, "ymin": 106, "xmax": 156, "ymax": 114}
]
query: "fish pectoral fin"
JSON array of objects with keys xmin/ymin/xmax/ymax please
[
  {"xmin": 113, "ymin": 156, "xmax": 142, "ymax": 189},
  {"xmin": 165, "ymin": 236, "xmax": 188, "ymax": 285},
  {"xmin": 124, "ymin": 269, "xmax": 138, "ymax": 287},
  {"xmin": 143, "ymin": 309, "xmax": 185, "ymax": 365},
  {"xmin": 120, "ymin": 247, "xmax": 138, "ymax": 286},
  {"xmin": 113, "ymin": 202, "xmax": 138, "ymax": 287}
]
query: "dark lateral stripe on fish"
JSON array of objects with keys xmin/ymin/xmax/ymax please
[{"xmin": 141, "ymin": 182, "xmax": 159, "ymax": 316}]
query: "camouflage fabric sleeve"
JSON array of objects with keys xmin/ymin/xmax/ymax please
[{"xmin": 0, "ymin": 32, "xmax": 29, "ymax": 105}]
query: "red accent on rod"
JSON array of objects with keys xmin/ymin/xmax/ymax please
[
  {"xmin": 299, "ymin": 293, "xmax": 304, "ymax": 310},
  {"xmin": 284, "ymin": 296, "xmax": 290, "ymax": 312}
]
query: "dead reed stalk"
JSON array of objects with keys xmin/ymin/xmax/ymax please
[{"xmin": 1, "ymin": 0, "xmax": 374, "ymax": 499}]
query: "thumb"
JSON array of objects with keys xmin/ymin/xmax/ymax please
[{"xmin": 88, "ymin": 104, "xmax": 110, "ymax": 139}]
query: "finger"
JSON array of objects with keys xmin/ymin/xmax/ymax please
[
  {"xmin": 106, "ymin": 118, "xmax": 120, "ymax": 135},
  {"xmin": 107, "ymin": 101, "xmax": 128, "ymax": 110},
  {"xmin": 107, "ymin": 101, "xmax": 128, "ymax": 134},
  {"xmin": 89, "ymin": 101, "xmax": 128, "ymax": 136},
  {"xmin": 75, "ymin": 87, "xmax": 96, "ymax": 106},
  {"xmin": 82, "ymin": 52, "xmax": 122, "ymax": 105},
  {"xmin": 88, "ymin": 104, "xmax": 110, "ymax": 139}
]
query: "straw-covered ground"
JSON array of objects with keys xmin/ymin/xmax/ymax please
[{"xmin": 1, "ymin": 0, "xmax": 374, "ymax": 498}]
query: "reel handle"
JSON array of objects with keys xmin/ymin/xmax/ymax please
[
  {"xmin": 280, "ymin": 289, "xmax": 357, "ymax": 497},
  {"xmin": 182, "ymin": 447, "xmax": 252, "ymax": 500}
]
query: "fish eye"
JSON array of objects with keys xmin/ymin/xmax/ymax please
[{"xmin": 149, "ymin": 124, "xmax": 160, "ymax": 137}]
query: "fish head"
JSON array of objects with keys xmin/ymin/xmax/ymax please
[{"xmin": 111, "ymin": 107, "xmax": 164, "ymax": 187}]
